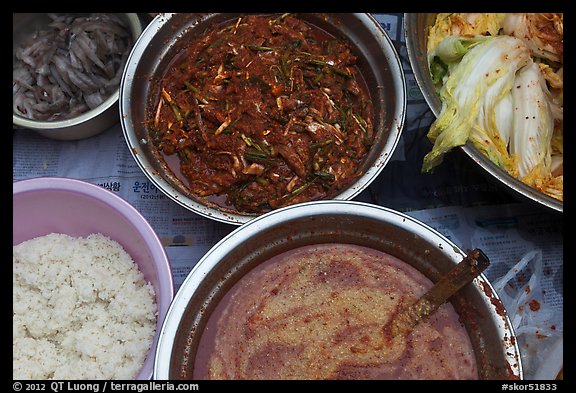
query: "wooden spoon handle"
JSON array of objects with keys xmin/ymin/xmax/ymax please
[{"xmin": 390, "ymin": 248, "xmax": 490, "ymax": 337}]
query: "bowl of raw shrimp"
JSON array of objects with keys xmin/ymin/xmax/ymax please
[{"xmin": 12, "ymin": 13, "xmax": 142, "ymax": 140}]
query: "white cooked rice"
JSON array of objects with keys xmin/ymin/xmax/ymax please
[{"xmin": 13, "ymin": 233, "xmax": 158, "ymax": 380}]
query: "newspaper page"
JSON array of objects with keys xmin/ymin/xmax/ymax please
[{"xmin": 12, "ymin": 13, "xmax": 563, "ymax": 380}]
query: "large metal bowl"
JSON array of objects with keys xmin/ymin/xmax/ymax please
[
  {"xmin": 404, "ymin": 13, "xmax": 562, "ymax": 213},
  {"xmin": 120, "ymin": 13, "xmax": 406, "ymax": 225},
  {"xmin": 154, "ymin": 201, "xmax": 522, "ymax": 380}
]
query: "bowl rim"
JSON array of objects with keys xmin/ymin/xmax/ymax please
[
  {"xmin": 13, "ymin": 176, "xmax": 175, "ymax": 380},
  {"xmin": 13, "ymin": 92, "xmax": 120, "ymax": 130},
  {"xmin": 120, "ymin": 12, "xmax": 407, "ymax": 225},
  {"xmin": 153, "ymin": 199, "xmax": 523, "ymax": 380}
]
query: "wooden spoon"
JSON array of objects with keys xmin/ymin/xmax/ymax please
[{"xmin": 387, "ymin": 248, "xmax": 490, "ymax": 338}]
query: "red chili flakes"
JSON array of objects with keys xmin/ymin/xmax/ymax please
[{"xmin": 528, "ymin": 299, "xmax": 541, "ymax": 312}]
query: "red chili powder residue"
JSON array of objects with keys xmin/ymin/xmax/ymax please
[
  {"xmin": 528, "ymin": 299, "xmax": 541, "ymax": 312},
  {"xmin": 480, "ymin": 281, "xmax": 506, "ymax": 317}
]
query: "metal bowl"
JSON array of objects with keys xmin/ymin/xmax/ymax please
[
  {"xmin": 13, "ymin": 13, "xmax": 142, "ymax": 140},
  {"xmin": 404, "ymin": 13, "xmax": 562, "ymax": 213},
  {"xmin": 120, "ymin": 13, "xmax": 406, "ymax": 225},
  {"xmin": 154, "ymin": 200, "xmax": 522, "ymax": 380}
]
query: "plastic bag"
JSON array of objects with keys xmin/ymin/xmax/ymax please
[{"xmin": 493, "ymin": 249, "xmax": 563, "ymax": 380}]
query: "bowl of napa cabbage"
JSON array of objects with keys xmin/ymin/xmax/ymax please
[{"xmin": 404, "ymin": 13, "xmax": 563, "ymax": 213}]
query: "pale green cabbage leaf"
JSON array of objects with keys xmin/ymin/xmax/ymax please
[
  {"xmin": 427, "ymin": 35, "xmax": 488, "ymax": 85},
  {"xmin": 422, "ymin": 35, "xmax": 532, "ymax": 173}
]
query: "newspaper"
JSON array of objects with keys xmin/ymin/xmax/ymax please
[{"xmin": 13, "ymin": 13, "xmax": 563, "ymax": 380}]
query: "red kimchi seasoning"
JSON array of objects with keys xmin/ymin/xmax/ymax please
[{"xmin": 149, "ymin": 14, "xmax": 374, "ymax": 214}]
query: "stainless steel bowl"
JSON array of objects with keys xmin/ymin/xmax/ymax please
[
  {"xmin": 120, "ymin": 13, "xmax": 406, "ymax": 225},
  {"xmin": 404, "ymin": 13, "xmax": 562, "ymax": 213},
  {"xmin": 154, "ymin": 201, "xmax": 522, "ymax": 380},
  {"xmin": 13, "ymin": 13, "xmax": 142, "ymax": 140}
]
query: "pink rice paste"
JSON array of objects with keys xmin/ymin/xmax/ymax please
[{"xmin": 194, "ymin": 243, "xmax": 478, "ymax": 380}]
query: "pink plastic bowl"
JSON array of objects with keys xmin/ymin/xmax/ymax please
[{"xmin": 13, "ymin": 177, "xmax": 175, "ymax": 380}]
